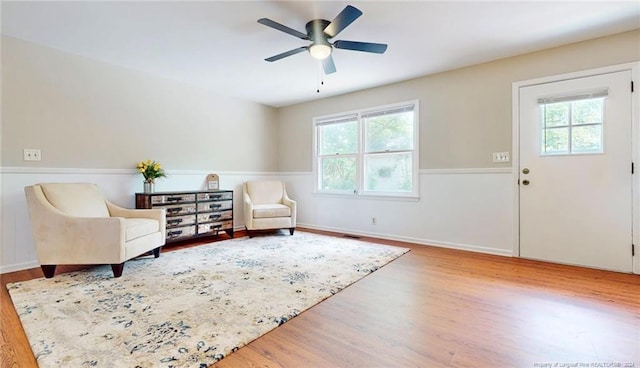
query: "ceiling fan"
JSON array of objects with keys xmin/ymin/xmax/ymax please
[{"xmin": 257, "ymin": 5, "xmax": 388, "ymax": 75}]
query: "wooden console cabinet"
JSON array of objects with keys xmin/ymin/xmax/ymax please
[{"xmin": 136, "ymin": 190, "xmax": 233, "ymax": 243}]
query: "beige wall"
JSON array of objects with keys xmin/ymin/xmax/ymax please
[
  {"xmin": 3, "ymin": 30, "xmax": 639, "ymax": 173},
  {"xmin": 1, "ymin": 36, "xmax": 279, "ymax": 171},
  {"xmin": 276, "ymin": 29, "xmax": 640, "ymax": 171}
]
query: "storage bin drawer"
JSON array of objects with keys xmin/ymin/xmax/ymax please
[
  {"xmin": 166, "ymin": 225, "xmax": 196, "ymax": 240},
  {"xmin": 197, "ymin": 192, "xmax": 233, "ymax": 201},
  {"xmin": 166, "ymin": 214, "xmax": 196, "ymax": 228},
  {"xmin": 151, "ymin": 194, "xmax": 196, "ymax": 205},
  {"xmin": 198, "ymin": 220, "xmax": 233, "ymax": 235},
  {"xmin": 197, "ymin": 210, "xmax": 232, "ymax": 223},
  {"xmin": 197, "ymin": 201, "xmax": 232, "ymax": 212},
  {"xmin": 163, "ymin": 203, "xmax": 196, "ymax": 216}
]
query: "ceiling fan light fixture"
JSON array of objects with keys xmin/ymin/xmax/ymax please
[
  {"xmin": 309, "ymin": 43, "xmax": 332, "ymax": 60},
  {"xmin": 259, "ymin": 5, "xmax": 387, "ymax": 74}
]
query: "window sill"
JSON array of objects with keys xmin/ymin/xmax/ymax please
[{"xmin": 312, "ymin": 191, "xmax": 420, "ymax": 202}]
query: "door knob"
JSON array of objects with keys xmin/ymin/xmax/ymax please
[
  {"xmin": 522, "ymin": 168, "xmax": 530, "ymax": 174},
  {"xmin": 522, "ymin": 179, "xmax": 530, "ymax": 185}
]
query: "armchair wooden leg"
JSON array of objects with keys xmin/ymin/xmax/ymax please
[
  {"xmin": 246, "ymin": 227, "xmax": 253, "ymax": 238},
  {"xmin": 111, "ymin": 263, "xmax": 125, "ymax": 278},
  {"xmin": 153, "ymin": 247, "xmax": 161, "ymax": 258},
  {"xmin": 41, "ymin": 265, "xmax": 56, "ymax": 278},
  {"xmin": 289, "ymin": 228, "xmax": 295, "ymax": 235}
]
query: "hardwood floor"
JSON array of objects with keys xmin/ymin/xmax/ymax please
[{"xmin": 2, "ymin": 229, "xmax": 639, "ymax": 367}]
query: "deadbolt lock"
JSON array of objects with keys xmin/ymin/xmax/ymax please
[{"xmin": 522, "ymin": 168, "xmax": 530, "ymax": 174}]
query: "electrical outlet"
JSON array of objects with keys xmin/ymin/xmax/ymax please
[
  {"xmin": 492, "ymin": 152, "xmax": 510, "ymax": 162},
  {"xmin": 23, "ymin": 149, "xmax": 41, "ymax": 161},
  {"xmin": 371, "ymin": 217, "xmax": 377, "ymax": 225}
]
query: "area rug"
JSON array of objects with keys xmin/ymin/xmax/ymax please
[{"xmin": 7, "ymin": 232, "xmax": 408, "ymax": 367}]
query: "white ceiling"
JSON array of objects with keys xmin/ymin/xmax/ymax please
[{"xmin": 2, "ymin": 1, "xmax": 639, "ymax": 107}]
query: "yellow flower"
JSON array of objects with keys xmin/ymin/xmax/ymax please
[{"xmin": 135, "ymin": 159, "xmax": 166, "ymax": 182}]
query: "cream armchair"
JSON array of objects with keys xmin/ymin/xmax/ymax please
[
  {"xmin": 243, "ymin": 180, "xmax": 296, "ymax": 237},
  {"xmin": 24, "ymin": 183, "xmax": 166, "ymax": 278}
]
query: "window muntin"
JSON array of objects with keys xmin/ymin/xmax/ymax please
[
  {"xmin": 314, "ymin": 101, "xmax": 418, "ymax": 197},
  {"xmin": 539, "ymin": 91, "xmax": 606, "ymax": 156}
]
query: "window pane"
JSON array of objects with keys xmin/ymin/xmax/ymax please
[
  {"xmin": 572, "ymin": 125, "xmax": 602, "ymax": 153},
  {"xmin": 318, "ymin": 121, "xmax": 357, "ymax": 155},
  {"xmin": 364, "ymin": 111, "xmax": 413, "ymax": 152},
  {"xmin": 543, "ymin": 102, "xmax": 569, "ymax": 127},
  {"xmin": 364, "ymin": 153, "xmax": 412, "ymax": 192},
  {"xmin": 572, "ymin": 98, "xmax": 604, "ymax": 125},
  {"xmin": 320, "ymin": 157, "xmax": 356, "ymax": 191},
  {"xmin": 542, "ymin": 127, "xmax": 569, "ymax": 154}
]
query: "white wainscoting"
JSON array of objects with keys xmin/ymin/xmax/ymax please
[
  {"xmin": 284, "ymin": 168, "xmax": 514, "ymax": 257},
  {"xmin": 0, "ymin": 167, "xmax": 514, "ymax": 273},
  {"xmin": 0, "ymin": 168, "xmax": 276, "ymax": 273}
]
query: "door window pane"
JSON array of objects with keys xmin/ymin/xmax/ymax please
[
  {"xmin": 573, "ymin": 98, "xmax": 604, "ymax": 125},
  {"xmin": 572, "ymin": 125, "xmax": 602, "ymax": 153},
  {"xmin": 543, "ymin": 127, "xmax": 569, "ymax": 154},
  {"xmin": 543, "ymin": 102, "xmax": 569, "ymax": 127}
]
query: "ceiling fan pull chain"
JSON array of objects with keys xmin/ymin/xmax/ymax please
[{"xmin": 317, "ymin": 61, "xmax": 322, "ymax": 93}]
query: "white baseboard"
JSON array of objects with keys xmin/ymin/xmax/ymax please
[
  {"xmin": 0, "ymin": 261, "xmax": 40, "ymax": 275},
  {"xmin": 298, "ymin": 223, "xmax": 513, "ymax": 257}
]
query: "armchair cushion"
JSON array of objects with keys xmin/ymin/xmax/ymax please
[
  {"xmin": 253, "ymin": 204, "xmax": 291, "ymax": 219},
  {"xmin": 125, "ymin": 218, "xmax": 160, "ymax": 241},
  {"xmin": 40, "ymin": 183, "xmax": 110, "ymax": 217},
  {"xmin": 245, "ymin": 180, "xmax": 287, "ymax": 205}
]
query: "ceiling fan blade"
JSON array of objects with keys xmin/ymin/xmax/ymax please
[
  {"xmin": 322, "ymin": 55, "xmax": 337, "ymax": 75},
  {"xmin": 258, "ymin": 18, "xmax": 309, "ymax": 40},
  {"xmin": 265, "ymin": 46, "xmax": 308, "ymax": 62},
  {"xmin": 323, "ymin": 5, "xmax": 362, "ymax": 38},
  {"xmin": 333, "ymin": 40, "xmax": 388, "ymax": 54}
]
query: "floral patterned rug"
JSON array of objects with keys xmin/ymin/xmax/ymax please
[{"xmin": 7, "ymin": 232, "xmax": 408, "ymax": 367}]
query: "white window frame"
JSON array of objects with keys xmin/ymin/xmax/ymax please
[{"xmin": 313, "ymin": 100, "xmax": 419, "ymax": 198}]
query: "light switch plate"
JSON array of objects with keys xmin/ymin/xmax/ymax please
[{"xmin": 493, "ymin": 152, "xmax": 509, "ymax": 162}]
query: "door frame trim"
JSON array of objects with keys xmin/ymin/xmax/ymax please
[{"xmin": 511, "ymin": 62, "xmax": 640, "ymax": 274}]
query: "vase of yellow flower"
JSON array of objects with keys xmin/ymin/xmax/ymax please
[
  {"xmin": 136, "ymin": 160, "xmax": 166, "ymax": 193},
  {"xmin": 143, "ymin": 181, "xmax": 154, "ymax": 194}
]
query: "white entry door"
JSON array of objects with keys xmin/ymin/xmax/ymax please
[{"xmin": 519, "ymin": 70, "xmax": 633, "ymax": 273}]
